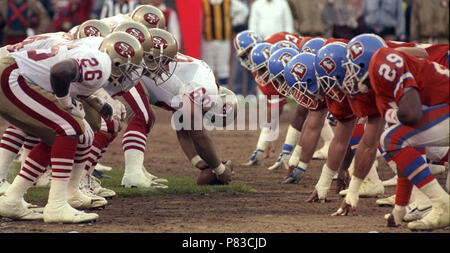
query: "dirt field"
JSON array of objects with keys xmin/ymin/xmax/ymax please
[{"xmin": 0, "ymin": 106, "xmax": 448, "ymax": 234}]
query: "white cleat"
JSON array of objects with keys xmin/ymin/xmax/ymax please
[
  {"xmin": 34, "ymin": 170, "xmax": 51, "ymax": 187},
  {"xmin": 68, "ymin": 189, "xmax": 107, "ymax": 210},
  {"xmin": 312, "ymin": 147, "xmax": 328, "ymax": 160},
  {"xmin": 43, "ymin": 203, "xmax": 99, "ymax": 224},
  {"xmin": 95, "ymin": 163, "xmax": 112, "ymax": 172},
  {"xmin": 403, "ymin": 202, "xmax": 432, "ymax": 222},
  {"xmin": 376, "ymin": 194, "xmax": 396, "ymax": 207},
  {"xmin": 121, "ymin": 171, "xmax": 168, "ymax": 189},
  {"xmin": 382, "ymin": 175, "xmax": 398, "ymax": 187},
  {"xmin": 90, "ymin": 175, "xmax": 116, "ymax": 198},
  {"xmin": 339, "ymin": 179, "xmax": 384, "ymax": 198},
  {"xmin": 407, "ymin": 196, "xmax": 449, "ymax": 231},
  {"xmin": 0, "ymin": 196, "xmax": 43, "ymax": 220},
  {"xmin": 241, "ymin": 149, "xmax": 264, "ymax": 167},
  {"xmin": 142, "ymin": 166, "xmax": 168, "ymax": 184},
  {"xmin": 0, "ymin": 179, "xmax": 11, "ymax": 195}
]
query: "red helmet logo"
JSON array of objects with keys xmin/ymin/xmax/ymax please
[
  {"xmin": 125, "ymin": 28, "xmax": 145, "ymax": 43},
  {"xmin": 301, "ymin": 47, "xmax": 312, "ymax": 53},
  {"xmin": 153, "ymin": 36, "xmax": 167, "ymax": 49},
  {"xmin": 291, "ymin": 62, "xmax": 307, "ymax": 80},
  {"xmin": 144, "ymin": 13, "xmax": 160, "ymax": 25},
  {"xmin": 84, "ymin": 26, "xmax": 100, "ymax": 37},
  {"xmin": 248, "ymin": 32, "xmax": 260, "ymax": 43},
  {"xmin": 261, "ymin": 46, "xmax": 271, "ymax": 59},
  {"xmin": 319, "ymin": 57, "xmax": 336, "ymax": 75},
  {"xmin": 279, "ymin": 41, "xmax": 295, "ymax": 49},
  {"xmin": 285, "ymin": 34, "xmax": 299, "ymax": 44},
  {"xmin": 349, "ymin": 41, "xmax": 364, "ymax": 60},
  {"xmin": 279, "ymin": 52, "xmax": 293, "ymax": 66},
  {"xmin": 114, "ymin": 41, "xmax": 135, "ymax": 57}
]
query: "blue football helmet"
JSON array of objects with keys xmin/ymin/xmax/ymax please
[
  {"xmin": 300, "ymin": 38, "xmax": 326, "ymax": 54},
  {"xmin": 234, "ymin": 30, "xmax": 264, "ymax": 70},
  {"xmin": 315, "ymin": 42, "xmax": 348, "ymax": 102},
  {"xmin": 342, "ymin": 33, "xmax": 387, "ymax": 95},
  {"xmin": 267, "ymin": 48, "xmax": 299, "ymax": 96},
  {"xmin": 250, "ymin": 42, "xmax": 272, "ymax": 86},
  {"xmin": 284, "ymin": 52, "xmax": 320, "ymax": 109},
  {"xmin": 269, "ymin": 40, "xmax": 299, "ymax": 55}
]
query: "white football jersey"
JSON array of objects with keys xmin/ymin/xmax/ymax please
[
  {"xmin": 101, "ymin": 14, "xmax": 133, "ymax": 30},
  {"xmin": 141, "ymin": 53, "xmax": 219, "ymax": 111},
  {"xmin": 71, "ymin": 36, "xmax": 143, "ymax": 95},
  {"xmin": 0, "ymin": 32, "xmax": 72, "ymax": 57},
  {"xmin": 9, "ymin": 45, "xmax": 112, "ymax": 98}
]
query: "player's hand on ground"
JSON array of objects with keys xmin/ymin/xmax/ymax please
[
  {"xmin": 331, "ymin": 199, "xmax": 357, "ymax": 216},
  {"xmin": 215, "ymin": 160, "xmax": 233, "ymax": 184},
  {"xmin": 305, "ymin": 189, "xmax": 327, "ymax": 203},
  {"xmin": 281, "ymin": 166, "xmax": 305, "ymax": 184},
  {"xmin": 242, "ymin": 149, "xmax": 264, "ymax": 166},
  {"xmin": 267, "ymin": 150, "xmax": 291, "ymax": 171}
]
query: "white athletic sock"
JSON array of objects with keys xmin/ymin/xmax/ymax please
[
  {"xmin": 419, "ymin": 179, "xmax": 449, "ymax": 202},
  {"xmin": 124, "ymin": 149, "xmax": 144, "ymax": 175},
  {"xmin": 3, "ymin": 175, "xmax": 33, "ymax": 202},
  {"xmin": 0, "ymin": 149, "xmax": 17, "ymax": 180},
  {"xmin": 47, "ymin": 178, "xmax": 69, "ymax": 208},
  {"xmin": 67, "ymin": 162, "xmax": 86, "ymax": 196},
  {"xmin": 20, "ymin": 148, "xmax": 32, "ymax": 167},
  {"xmin": 284, "ymin": 125, "xmax": 301, "ymax": 148},
  {"xmin": 256, "ymin": 127, "xmax": 271, "ymax": 151}
]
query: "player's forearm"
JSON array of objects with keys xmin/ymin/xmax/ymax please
[
  {"xmin": 299, "ymin": 110, "xmax": 326, "ymax": 163},
  {"xmin": 189, "ymin": 130, "xmax": 221, "ymax": 168},
  {"xmin": 327, "ymin": 119, "xmax": 356, "ymax": 171},
  {"xmin": 50, "ymin": 59, "xmax": 79, "ymax": 97}
]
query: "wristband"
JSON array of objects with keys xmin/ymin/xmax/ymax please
[
  {"xmin": 213, "ymin": 163, "xmax": 226, "ymax": 175},
  {"xmin": 191, "ymin": 155, "xmax": 203, "ymax": 167},
  {"xmin": 56, "ymin": 94, "xmax": 72, "ymax": 109}
]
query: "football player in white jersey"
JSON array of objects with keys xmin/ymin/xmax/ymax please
[
  {"xmin": 131, "ymin": 28, "xmax": 235, "ymax": 185},
  {"xmin": 0, "ymin": 32, "xmax": 143, "ymax": 223},
  {"xmin": 87, "ymin": 28, "xmax": 234, "ymax": 187},
  {"xmin": 0, "ymin": 20, "xmax": 117, "ymax": 200}
]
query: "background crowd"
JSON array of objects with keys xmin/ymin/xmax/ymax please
[{"xmin": 0, "ymin": 0, "xmax": 448, "ymax": 96}]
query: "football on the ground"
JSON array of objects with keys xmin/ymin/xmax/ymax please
[{"xmin": 196, "ymin": 168, "xmax": 225, "ymax": 185}]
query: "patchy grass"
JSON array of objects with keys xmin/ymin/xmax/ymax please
[{"xmin": 6, "ymin": 162, "xmax": 253, "ymax": 204}]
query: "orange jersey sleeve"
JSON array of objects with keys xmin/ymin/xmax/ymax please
[{"xmin": 369, "ymin": 47, "xmax": 450, "ymax": 116}]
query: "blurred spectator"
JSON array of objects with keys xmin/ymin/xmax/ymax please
[
  {"xmin": 140, "ymin": 0, "xmax": 182, "ymax": 50},
  {"xmin": 402, "ymin": 0, "xmax": 412, "ymax": 42},
  {"xmin": 410, "ymin": 0, "xmax": 449, "ymax": 44},
  {"xmin": 52, "ymin": 0, "xmax": 93, "ymax": 32},
  {"xmin": 287, "ymin": 0, "xmax": 331, "ymax": 37},
  {"xmin": 231, "ymin": 0, "xmax": 256, "ymax": 96},
  {"xmin": 0, "ymin": 0, "xmax": 50, "ymax": 45},
  {"xmin": 201, "ymin": 0, "xmax": 249, "ymax": 86},
  {"xmin": 39, "ymin": 0, "xmax": 55, "ymax": 19},
  {"xmin": 322, "ymin": 0, "xmax": 367, "ymax": 40},
  {"xmin": 248, "ymin": 0, "xmax": 294, "ymax": 39},
  {"xmin": 363, "ymin": 0, "xmax": 405, "ymax": 41},
  {"xmin": 90, "ymin": 0, "xmax": 106, "ymax": 19},
  {"xmin": 100, "ymin": 0, "xmax": 138, "ymax": 19}
]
